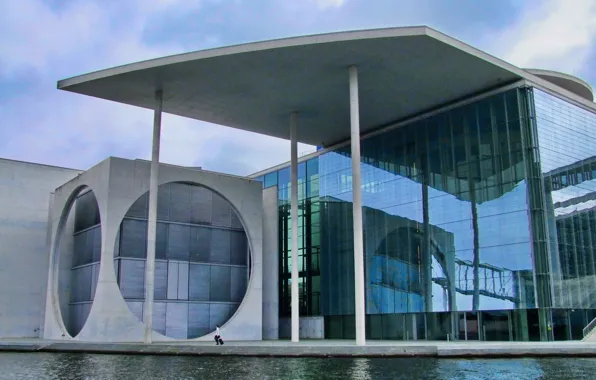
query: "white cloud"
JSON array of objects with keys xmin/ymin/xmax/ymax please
[
  {"xmin": 496, "ymin": 0, "xmax": 596, "ymax": 76},
  {"xmin": 0, "ymin": 0, "xmax": 311, "ymax": 175},
  {"xmin": 312, "ymin": 0, "xmax": 346, "ymax": 10},
  {"xmin": 0, "ymin": 0, "xmax": 108, "ymax": 76}
]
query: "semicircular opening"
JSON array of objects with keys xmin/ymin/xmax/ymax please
[
  {"xmin": 114, "ymin": 182, "xmax": 250, "ymax": 339},
  {"xmin": 57, "ymin": 187, "xmax": 102, "ymax": 337}
]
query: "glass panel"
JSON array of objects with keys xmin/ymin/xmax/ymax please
[
  {"xmin": 157, "ymin": 183, "xmax": 171, "ymax": 221},
  {"xmin": 188, "ymin": 303, "xmax": 210, "ymax": 338},
  {"xmin": 209, "ymin": 303, "xmax": 230, "ymax": 331},
  {"xmin": 119, "ymin": 259, "xmax": 145, "ymax": 299},
  {"xmin": 165, "ymin": 302, "xmax": 188, "ymax": 339},
  {"xmin": 74, "ymin": 190, "xmax": 100, "ymax": 232},
  {"xmin": 210, "ymin": 229, "xmax": 231, "ymax": 264},
  {"xmin": 167, "ymin": 224, "xmax": 190, "ymax": 261},
  {"xmin": 230, "ymin": 231, "xmax": 247, "ymax": 265},
  {"xmin": 278, "ymin": 167, "xmax": 290, "ymax": 189},
  {"xmin": 189, "ymin": 264, "xmax": 210, "ymax": 301},
  {"xmin": 190, "ymin": 227, "xmax": 211, "ymax": 263},
  {"xmin": 120, "ymin": 219, "xmax": 147, "ymax": 258},
  {"xmin": 210, "ymin": 265, "xmax": 231, "ymax": 302},
  {"xmin": 230, "ymin": 266, "xmax": 248, "ymax": 302},
  {"xmin": 211, "ymin": 193, "xmax": 232, "ymax": 227},
  {"xmin": 91, "ymin": 227, "xmax": 102, "ymax": 263},
  {"xmin": 481, "ymin": 310, "xmax": 510, "ymax": 341},
  {"xmin": 177, "ymin": 262, "xmax": 189, "ymax": 300},
  {"xmin": 190, "ymin": 186, "xmax": 212, "ymax": 225},
  {"xmin": 153, "ymin": 302, "xmax": 167, "ymax": 335},
  {"xmin": 167, "ymin": 261, "xmax": 178, "ymax": 300},
  {"xmin": 154, "ymin": 261, "xmax": 168, "ymax": 300},
  {"xmin": 264, "ymin": 172, "xmax": 278, "ymax": 188},
  {"xmin": 551, "ymin": 309, "xmax": 570, "ymax": 341},
  {"xmin": 156, "ymin": 222, "xmax": 168, "ymax": 260}
]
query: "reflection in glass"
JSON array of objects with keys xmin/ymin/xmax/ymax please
[{"xmin": 274, "ymin": 86, "xmax": 596, "ymax": 341}]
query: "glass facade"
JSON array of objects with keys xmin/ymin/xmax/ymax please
[
  {"xmin": 260, "ymin": 86, "xmax": 596, "ymax": 341},
  {"xmin": 68, "ymin": 190, "xmax": 101, "ymax": 337},
  {"xmin": 114, "ymin": 182, "xmax": 250, "ymax": 339},
  {"xmin": 534, "ymin": 89, "xmax": 596, "ymax": 338}
]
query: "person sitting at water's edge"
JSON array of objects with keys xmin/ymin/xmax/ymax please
[{"xmin": 214, "ymin": 325, "xmax": 224, "ymax": 345}]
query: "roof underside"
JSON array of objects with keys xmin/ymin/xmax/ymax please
[
  {"xmin": 525, "ymin": 68, "xmax": 594, "ymax": 102},
  {"xmin": 58, "ymin": 27, "xmax": 525, "ymax": 146}
]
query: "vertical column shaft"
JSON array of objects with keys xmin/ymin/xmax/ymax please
[
  {"xmin": 143, "ymin": 90, "xmax": 163, "ymax": 344},
  {"xmin": 290, "ymin": 112, "xmax": 300, "ymax": 343},
  {"xmin": 349, "ymin": 65, "xmax": 366, "ymax": 346}
]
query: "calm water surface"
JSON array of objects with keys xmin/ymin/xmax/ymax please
[{"xmin": 0, "ymin": 353, "xmax": 595, "ymax": 379}]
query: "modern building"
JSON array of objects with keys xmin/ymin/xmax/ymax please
[{"xmin": 1, "ymin": 26, "xmax": 596, "ymax": 343}]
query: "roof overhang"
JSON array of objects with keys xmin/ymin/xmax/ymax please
[
  {"xmin": 57, "ymin": 26, "xmax": 592, "ymax": 146},
  {"xmin": 524, "ymin": 68, "xmax": 594, "ymax": 102}
]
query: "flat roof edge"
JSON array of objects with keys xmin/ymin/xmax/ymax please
[
  {"xmin": 57, "ymin": 26, "xmax": 429, "ymax": 89},
  {"xmin": 0, "ymin": 157, "xmax": 82, "ymax": 172}
]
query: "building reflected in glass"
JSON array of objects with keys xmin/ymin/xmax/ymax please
[{"xmin": 252, "ymin": 86, "xmax": 596, "ymax": 341}]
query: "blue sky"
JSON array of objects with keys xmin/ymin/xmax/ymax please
[{"xmin": 1, "ymin": 0, "xmax": 595, "ymax": 175}]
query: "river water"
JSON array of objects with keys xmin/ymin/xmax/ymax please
[{"xmin": 0, "ymin": 353, "xmax": 595, "ymax": 379}]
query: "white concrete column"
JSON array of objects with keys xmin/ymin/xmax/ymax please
[
  {"xmin": 349, "ymin": 65, "xmax": 366, "ymax": 346},
  {"xmin": 143, "ymin": 90, "xmax": 163, "ymax": 344},
  {"xmin": 290, "ymin": 112, "xmax": 300, "ymax": 343}
]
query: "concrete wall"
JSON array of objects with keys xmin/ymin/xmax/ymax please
[
  {"xmin": 262, "ymin": 186, "xmax": 279, "ymax": 339},
  {"xmin": 279, "ymin": 317, "xmax": 325, "ymax": 339},
  {"xmin": 43, "ymin": 157, "xmax": 263, "ymax": 342},
  {"xmin": 0, "ymin": 159, "xmax": 80, "ymax": 338}
]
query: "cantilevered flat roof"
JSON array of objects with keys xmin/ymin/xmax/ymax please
[
  {"xmin": 57, "ymin": 26, "xmax": 593, "ymax": 147},
  {"xmin": 525, "ymin": 69, "xmax": 594, "ymax": 102}
]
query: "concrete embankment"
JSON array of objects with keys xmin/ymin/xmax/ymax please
[{"xmin": 1, "ymin": 340, "xmax": 596, "ymax": 358}]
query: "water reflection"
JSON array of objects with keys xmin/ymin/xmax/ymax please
[{"xmin": 2, "ymin": 353, "xmax": 596, "ymax": 380}]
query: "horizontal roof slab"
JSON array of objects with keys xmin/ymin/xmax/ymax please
[{"xmin": 58, "ymin": 27, "xmax": 526, "ymax": 146}]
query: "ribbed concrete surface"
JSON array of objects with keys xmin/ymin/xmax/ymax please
[{"xmin": 2, "ymin": 339, "xmax": 596, "ymax": 358}]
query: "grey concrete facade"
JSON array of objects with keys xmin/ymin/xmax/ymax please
[
  {"xmin": 262, "ymin": 186, "xmax": 279, "ymax": 340},
  {"xmin": 0, "ymin": 159, "xmax": 79, "ymax": 338},
  {"xmin": 42, "ymin": 157, "xmax": 264, "ymax": 342}
]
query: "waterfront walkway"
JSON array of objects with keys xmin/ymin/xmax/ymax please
[{"xmin": 2, "ymin": 339, "xmax": 596, "ymax": 358}]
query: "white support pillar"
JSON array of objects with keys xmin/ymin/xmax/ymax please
[
  {"xmin": 143, "ymin": 90, "xmax": 163, "ymax": 344},
  {"xmin": 349, "ymin": 65, "xmax": 366, "ymax": 346},
  {"xmin": 290, "ymin": 112, "xmax": 300, "ymax": 343}
]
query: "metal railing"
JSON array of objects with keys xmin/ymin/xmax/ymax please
[{"xmin": 583, "ymin": 317, "xmax": 596, "ymax": 339}]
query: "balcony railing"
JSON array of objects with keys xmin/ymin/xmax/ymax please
[{"xmin": 583, "ymin": 317, "xmax": 596, "ymax": 339}]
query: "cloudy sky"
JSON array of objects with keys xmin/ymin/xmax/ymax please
[{"xmin": 1, "ymin": 0, "xmax": 595, "ymax": 175}]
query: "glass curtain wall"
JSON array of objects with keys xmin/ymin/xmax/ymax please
[
  {"xmin": 533, "ymin": 88, "xmax": 596, "ymax": 339},
  {"xmin": 274, "ymin": 159, "xmax": 321, "ymax": 318},
  {"xmin": 318, "ymin": 87, "xmax": 542, "ymax": 340},
  {"xmin": 259, "ymin": 86, "xmax": 596, "ymax": 341}
]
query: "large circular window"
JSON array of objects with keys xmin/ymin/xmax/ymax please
[
  {"xmin": 113, "ymin": 182, "xmax": 250, "ymax": 339},
  {"xmin": 57, "ymin": 187, "xmax": 102, "ymax": 337}
]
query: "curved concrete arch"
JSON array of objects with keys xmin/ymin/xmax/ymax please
[
  {"xmin": 46, "ymin": 183, "xmax": 91, "ymax": 339},
  {"xmin": 44, "ymin": 157, "xmax": 262, "ymax": 342},
  {"xmin": 114, "ymin": 179, "xmax": 257, "ymax": 341},
  {"xmin": 42, "ymin": 157, "xmax": 262, "ymax": 342},
  {"xmin": 42, "ymin": 159, "xmax": 146, "ymax": 342}
]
